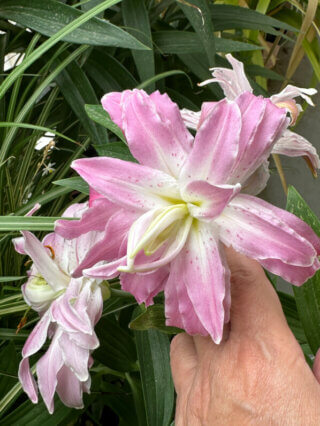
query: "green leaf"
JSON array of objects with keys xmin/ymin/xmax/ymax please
[
  {"xmin": 130, "ymin": 304, "xmax": 182, "ymax": 335},
  {"xmin": 153, "ymin": 31, "xmax": 261, "ymax": 54},
  {"xmin": 0, "ymin": 216, "xmax": 76, "ymax": 231},
  {"xmin": 286, "ymin": 186, "xmax": 320, "ymax": 354},
  {"xmin": 0, "ymin": 0, "xmax": 149, "ymax": 49},
  {"xmin": 15, "ymin": 187, "xmax": 72, "ymax": 216},
  {"xmin": 0, "ymin": 123, "xmax": 77, "ymax": 145},
  {"xmin": 0, "ymin": 328, "xmax": 29, "ymax": 341},
  {"xmin": 122, "ymin": 0, "xmax": 155, "ymax": 90},
  {"xmin": 102, "ymin": 296, "xmax": 137, "ymax": 317},
  {"xmin": 0, "ymin": 276, "xmax": 26, "ymax": 283},
  {"xmin": 93, "ymin": 141, "xmax": 136, "ymax": 162},
  {"xmin": 277, "ymin": 291, "xmax": 308, "ymax": 344},
  {"xmin": 210, "ymin": 4, "xmax": 297, "ymax": 32},
  {"xmin": 55, "ymin": 59, "xmax": 108, "ymax": 147},
  {"xmin": 135, "ymin": 327, "xmax": 174, "ymax": 426},
  {"xmin": 0, "ymin": 0, "xmax": 127, "ymax": 99},
  {"xmin": 0, "ymin": 397, "xmax": 79, "ymax": 425},
  {"xmin": 137, "ymin": 70, "xmax": 192, "ymax": 90},
  {"xmin": 84, "ymin": 49, "xmax": 137, "ymax": 92},
  {"xmin": 85, "ymin": 104, "xmax": 126, "ymax": 143},
  {"xmin": 178, "ymin": 0, "xmax": 216, "ymax": 67},
  {"xmin": 94, "ymin": 317, "xmax": 138, "ymax": 372},
  {"xmin": 0, "ymin": 343, "xmax": 19, "ymax": 400},
  {"xmin": 53, "ymin": 177, "xmax": 89, "ymax": 195}
]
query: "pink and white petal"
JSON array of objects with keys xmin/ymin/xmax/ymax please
[
  {"xmin": 18, "ymin": 358, "xmax": 38, "ymax": 403},
  {"xmin": 56, "ymin": 365, "xmax": 84, "ymax": 409},
  {"xmin": 120, "ymin": 266, "xmax": 168, "ymax": 306},
  {"xmin": 21, "ymin": 231, "xmax": 69, "ymax": 291},
  {"xmin": 244, "ymin": 195, "xmax": 320, "ymax": 255},
  {"xmin": 170, "ymin": 223, "xmax": 227, "ymax": 343},
  {"xmin": 216, "ymin": 195, "xmax": 318, "ymax": 267},
  {"xmin": 68, "ymin": 330, "xmax": 99, "ymax": 350},
  {"xmin": 13, "ymin": 236, "xmax": 26, "ymax": 254},
  {"xmin": 241, "ymin": 161, "xmax": 270, "ymax": 196},
  {"xmin": 180, "ymin": 108, "xmax": 200, "ymax": 130},
  {"xmin": 59, "ymin": 333, "xmax": 90, "ymax": 382},
  {"xmin": 101, "ymin": 90, "xmax": 131, "ymax": 129},
  {"xmin": 84, "ymin": 256, "xmax": 126, "ymax": 279},
  {"xmin": 72, "ymin": 209, "xmax": 137, "ymax": 278},
  {"xmin": 37, "ymin": 331, "xmax": 64, "ymax": 414},
  {"xmin": 165, "ymin": 269, "xmax": 206, "ymax": 334},
  {"xmin": 55, "ymin": 198, "xmax": 117, "ymax": 239},
  {"xmin": 43, "ymin": 232, "xmax": 78, "ymax": 277},
  {"xmin": 229, "ymin": 93, "xmax": 287, "ymax": 184},
  {"xmin": 121, "ymin": 89, "xmax": 190, "ymax": 177},
  {"xmin": 199, "ymin": 54, "xmax": 252, "ymax": 99},
  {"xmin": 22, "ymin": 310, "xmax": 51, "ymax": 358},
  {"xmin": 72, "ymin": 157, "xmax": 180, "ymax": 212},
  {"xmin": 89, "ymin": 187, "xmax": 104, "ymax": 207},
  {"xmin": 181, "ymin": 180, "xmax": 241, "ymax": 220},
  {"xmin": 260, "ymin": 257, "xmax": 320, "ymax": 286},
  {"xmin": 26, "ymin": 203, "xmax": 41, "ymax": 217},
  {"xmin": 270, "ymin": 85, "xmax": 317, "ymax": 106},
  {"xmin": 51, "ymin": 279, "xmax": 92, "ymax": 334},
  {"xmin": 180, "ymin": 99, "xmax": 241, "ymax": 184},
  {"xmin": 149, "ymin": 90, "xmax": 193, "ymax": 151},
  {"xmin": 86, "ymin": 285, "xmax": 103, "ymax": 326},
  {"xmin": 126, "ymin": 216, "xmax": 193, "ymax": 273},
  {"xmin": 272, "ymin": 130, "xmax": 320, "ymax": 173}
]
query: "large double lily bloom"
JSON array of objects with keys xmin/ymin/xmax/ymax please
[
  {"xmin": 63, "ymin": 88, "xmax": 320, "ymax": 344},
  {"xmin": 14, "ymin": 204, "xmax": 104, "ymax": 413}
]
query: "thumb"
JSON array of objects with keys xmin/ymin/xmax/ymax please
[{"xmin": 225, "ymin": 247, "xmax": 289, "ymax": 337}]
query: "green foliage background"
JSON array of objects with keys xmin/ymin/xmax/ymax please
[{"xmin": 0, "ymin": 0, "xmax": 320, "ymax": 424}]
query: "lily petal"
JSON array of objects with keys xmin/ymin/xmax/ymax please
[
  {"xmin": 165, "ymin": 223, "xmax": 228, "ymax": 343},
  {"xmin": 180, "ymin": 98, "xmax": 241, "ymax": 184},
  {"xmin": 216, "ymin": 194, "xmax": 319, "ymax": 268},
  {"xmin": 272, "ymin": 130, "xmax": 320, "ymax": 176},
  {"xmin": 72, "ymin": 209, "xmax": 137, "ymax": 278},
  {"xmin": 55, "ymin": 198, "xmax": 117, "ymax": 239},
  {"xmin": 72, "ymin": 157, "xmax": 180, "ymax": 212},
  {"xmin": 56, "ymin": 365, "xmax": 84, "ymax": 409},
  {"xmin": 84, "ymin": 256, "xmax": 127, "ymax": 279},
  {"xmin": 260, "ymin": 257, "xmax": 320, "ymax": 286},
  {"xmin": 181, "ymin": 180, "xmax": 241, "ymax": 219},
  {"xmin": 120, "ymin": 266, "xmax": 168, "ymax": 306},
  {"xmin": 37, "ymin": 331, "xmax": 64, "ymax": 414},
  {"xmin": 22, "ymin": 310, "xmax": 51, "ymax": 358},
  {"xmin": 103, "ymin": 89, "xmax": 192, "ymax": 177},
  {"xmin": 59, "ymin": 333, "xmax": 90, "ymax": 382},
  {"xmin": 22, "ymin": 231, "xmax": 69, "ymax": 291},
  {"xmin": 199, "ymin": 53, "xmax": 252, "ymax": 99},
  {"xmin": 18, "ymin": 358, "xmax": 38, "ymax": 403},
  {"xmin": 228, "ymin": 92, "xmax": 287, "ymax": 184},
  {"xmin": 270, "ymin": 85, "xmax": 317, "ymax": 106}
]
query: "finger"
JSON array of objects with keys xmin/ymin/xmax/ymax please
[
  {"xmin": 313, "ymin": 348, "xmax": 320, "ymax": 384},
  {"xmin": 170, "ymin": 333, "xmax": 197, "ymax": 393},
  {"xmin": 225, "ymin": 247, "xmax": 289, "ymax": 337}
]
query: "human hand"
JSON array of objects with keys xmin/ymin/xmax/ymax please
[{"xmin": 170, "ymin": 248, "xmax": 320, "ymax": 425}]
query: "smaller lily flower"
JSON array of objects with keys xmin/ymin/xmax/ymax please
[
  {"xmin": 181, "ymin": 54, "xmax": 320, "ymax": 180},
  {"xmin": 13, "ymin": 203, "xmax": 105, "ymax": 413}
]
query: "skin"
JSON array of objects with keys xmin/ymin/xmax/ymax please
[{"xmin": 170, "ymin": 248, "xmax": 320, "ymax": 425}]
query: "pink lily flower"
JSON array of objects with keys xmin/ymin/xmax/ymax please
[
  {"xmin": 181, "ymin": 54, "xmax": 320, "ymax": 181},
  {"xmin": 13, "ymin": 203, "xmax": 104, "ymax": 413},
  {"xmin": 68, "ymin": 89, "xmax": 320, "ymax": 344}
]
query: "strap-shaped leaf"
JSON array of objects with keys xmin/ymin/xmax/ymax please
[
  {"xmin": 135, "ymin": 327, "xmax": 174, "ymax": 426},
  {"xmin": 286, "ymin": 186, "xmax": 320, "ymax": 354}
]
